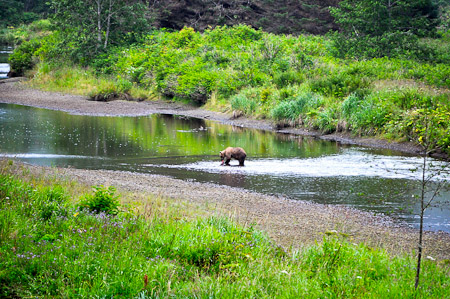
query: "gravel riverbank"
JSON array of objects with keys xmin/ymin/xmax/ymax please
[{"xmin": 1, "ymin": 78, "xmax": 449, "ymax": 260}]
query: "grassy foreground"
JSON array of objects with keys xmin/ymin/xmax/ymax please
[{"xmin": 1, "ymin": 160, "xmax": 450, "ymax": 298}]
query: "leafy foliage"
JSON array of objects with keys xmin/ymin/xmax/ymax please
[
  {"xmin": 48, "ymin": 0, "xmax": 150, "ymax": 63},
  {"xmin": 0, "ymin": 0, "xmax": 51, "ymax": 28},
  {"xmin": 271, "ymin": 91, "xmax": 323, "ymax": 123},
  {"xmin": 387, "ymin": 104, "xmax": 450, "ymax": 152},
  {"xmin": 78, "ymin": 185, "xmax": 120, "ymax": 215},
  {"xmin": 330, "ymin": 0, "xmax": 439, "ymax": 59},
  {"xmin": 8, "ymin": 39, "xmax": 40, "ymax": 75}
]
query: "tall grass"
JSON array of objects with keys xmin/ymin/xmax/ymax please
[
  {"xmin": 1, "ymin": 161, "xmax": 450, "ymax": 297},
  {"xmin": 30, "ymin": 63, "xmax": 153, "ymax": 101}
]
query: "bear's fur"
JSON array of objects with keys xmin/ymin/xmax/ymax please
[{"xmin": 220, "ymin": 147, "xmax": 246, "ymax": 166}]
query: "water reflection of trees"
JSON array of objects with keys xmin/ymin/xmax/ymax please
[
  {"xmin": 79, "ymin": 113, "xmax": 343, "ymax": 158},
  {"xmin": 5, "ymin": 106, "xmax": 343, "ymax": 159}
]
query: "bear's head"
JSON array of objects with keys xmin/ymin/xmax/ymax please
[{"xmin": 219, "ymin": 150, "xmax": 225, "ymax": 165}]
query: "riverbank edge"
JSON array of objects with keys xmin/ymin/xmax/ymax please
[
  {"xmin": 0, "ymin": 77, "xmax": 426, "ymax": 157},
  {"xmin": 1, "ymin": 78, "xmax": 450, "ymax": 260}
]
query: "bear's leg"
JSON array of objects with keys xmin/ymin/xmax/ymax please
[
  {"xmin": 239, "ymin": 159, "xmax": 245, "ymax": 166},
  {"xmin": 225, "ymin": 159, "xmax": 231, "ymax": 166}
]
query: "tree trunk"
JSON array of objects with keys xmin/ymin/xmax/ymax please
[
  {"xmin": 104, "ymin": 0, "xmax": 113, "ymax": 49},
  {"xmin": 96, "ymin": 0, "xmax": 103, "ymax": 47},
  {"xmin": 415, "ymin": 199, "xmax": 424, "ymax": 289},
  {"xmin": 415, "ymin": 136, "xmax": 428, "ymax": 289}
]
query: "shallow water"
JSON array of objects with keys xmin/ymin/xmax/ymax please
[
  {"xmin": 0, "ymin": 46, "xmax": 12, "ymax": 79},
  {"xmin": 0, "ymin": 103, "xmax": 448, "ymax": 231}
]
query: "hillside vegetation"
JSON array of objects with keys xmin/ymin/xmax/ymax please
[{"xmin": 8, "ymin": 22, "xmax": 450, "ymax": 155}]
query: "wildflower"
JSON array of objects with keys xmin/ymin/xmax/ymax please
[{"xmin": 144, "ymin": 274, "xmax": 148, "ymax": 289}]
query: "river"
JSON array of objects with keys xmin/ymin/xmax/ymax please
[
  {"xmin": 0, "ymin": 45, "xmax": 12, "ymax": 79},
  {"xmin": 0, "ymin": 103, "xmax": 448, "ymax": 232}
]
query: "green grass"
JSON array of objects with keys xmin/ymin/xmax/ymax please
[
  {"xmin": 27, "ymin": 62, "xmax": 155, "ymax": 101},
  {"xmin": 0, "ymin": 19, "xmax": 52, "ymax": 46},
  {"xmin": 1, "ymin": 161, "xmax": 450, "ymax": 298}
]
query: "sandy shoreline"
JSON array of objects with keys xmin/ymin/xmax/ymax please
[{"xmin": 1, "ymin": 78, "xmax": 449, "ymax": 260}]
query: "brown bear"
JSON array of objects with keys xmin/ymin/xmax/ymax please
[{"xmin": 220, "ymin": 147, "xmax": 247, "ymax": 166}]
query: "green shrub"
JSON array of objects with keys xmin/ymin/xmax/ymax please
[
  {"xmin": 271, "ymin": 92, "xmax": 323, "ymax": 123},
  {"xmin": 330, "ymin": 30, "xmax": 426, "ymax": 60},
  {"xmin": 231, "ymin": 93, "xmax": 257, "ymax": 115},
  {"xmin": 170, "ymin": 27, "xmax": 199, "ymax": 48},
  {"xmin": 273, "ymin": 71, "xmax": 304, "ymax": 88},
  {"xmin": 341, "ymin": 93, "xmax": 362, "ymax": 119},
  {"xmin": 310, "ymin": 72, "xmax": 370, "ymax": 98},
  {"xmin": 35, "ymin": 186, "xmax": 69, "ymax": 221},
  {"xmin": 316, "ymin": 106, "xmax": 339, "ymax": 133},
  {"xmin": 27, "ymin": 19, "xmax": 52, "ymax": 32},
  {"xmin": 8, "ymin": 39, "xmax": 40, "ymax": 75},
  {"xmin": 204, "ymin": 24, "xmax": 263, "ymax": 45},
  {"xmin": 175, "ymin": 68, "xmax": 218, "ymax": 104},
  {"xmin": 342, "ymin": 92, "xmax": 393, "ymax": 134},
  {"xmin": 386, "ymin": 105, "xmax": 450, "ymax": 153},
  {"xmin": 78, "ymin": 185, "xmax": 120, "ymax": 215},
  {"xmin": 0, "ymin": 28, "xmax": 16, "ymax": 45}
]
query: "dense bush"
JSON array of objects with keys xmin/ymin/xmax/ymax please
[
  {"xmin": 231, "ymin": 93, "xmax": 257, "ymax": 116},
  {"xmin": 386, "ymin": 104, "xmax": 450, "ymax": 152},
  {"xmin": 78, "ymin": 185, "xmax": 120, "ymax": 215},
  {"xmin": 271, "ymin": 92, "xmax": 324, "ymax": 124},
  {"xmin": 8, "ymin": 39, "xmax": 40, "ymax": 75}
]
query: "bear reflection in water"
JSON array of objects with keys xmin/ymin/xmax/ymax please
[
  {"xmin": 220, "ymin": 147, "xmax": 247, "ymax": 166},
  {"xmin": 219, "ymin": 172, "xmax": 246, "ymax": 187}
]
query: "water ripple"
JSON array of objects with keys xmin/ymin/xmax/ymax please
[{"xmin": 149, "ymin": 148, "xmax": 449, "ymax": 181}]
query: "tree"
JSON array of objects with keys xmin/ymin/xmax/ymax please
[
  {"xmin": 409, "ymin": 109, "xmax": 449, "ymax": 289},
  {"xmin": 0, "ymin": 0, "xmax": 50, "ymax": 27},
  {"xmin": 49, "ymin": 0, "xmax": 150, "ymax": 62},
  {"xmin": 329, "ymin": 0, "xmax": 439, "ymax": 58},
  {"xmin": 435, "ymin": 1, "xmax": 450, "ymax": 35}
]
